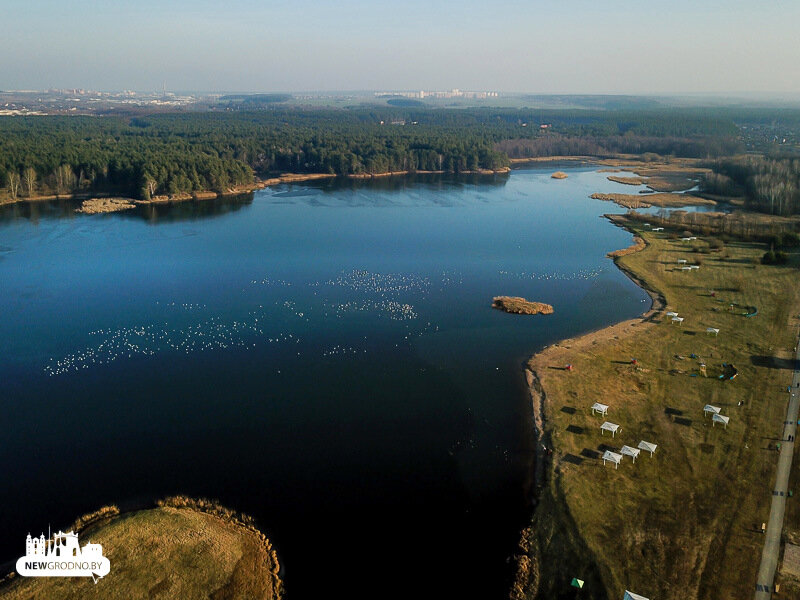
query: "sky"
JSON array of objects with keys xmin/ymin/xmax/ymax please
[{"xmin": 2, "ymin": 0, "xmax": 799, "ymax": 95}]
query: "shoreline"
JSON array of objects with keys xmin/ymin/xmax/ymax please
[
  {"xmin": 0, "ymin": 168, "xmax": 511, "ymax": 213},
  {"xmin": 514, "ymin": 213, "xmax": 665, "ymax": 598}
]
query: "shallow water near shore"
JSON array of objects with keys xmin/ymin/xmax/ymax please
[{"xmin": 0, "ymin": 167, "xmax": 649, "ymax": 598}]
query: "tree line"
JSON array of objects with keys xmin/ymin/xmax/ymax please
[{"xmin": 0, "ymin": 107, "xmax": 773, "ymax": 201}]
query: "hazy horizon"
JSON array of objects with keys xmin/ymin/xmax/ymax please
[{"xmin": 2, "ymin": 0, "xmax": 800, "ymax": 96}]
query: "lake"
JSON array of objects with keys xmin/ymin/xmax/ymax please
[{"xmin": 0, "ymin": 166, "xmax": 649, "ymax": 598}]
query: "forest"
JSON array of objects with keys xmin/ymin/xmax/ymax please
[
  {"xmin": 0, "ymin": 106, "xmax": 782, "ymax": 201},
  {"xmin": 703, "ymin": 156, "xmax": 800, "ymax": 216}
]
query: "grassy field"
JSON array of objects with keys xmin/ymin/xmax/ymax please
[
  {"xmin": 0, "ymin": 501, "xmax": 282, "ymax": 600},
  {"xmin": 517, "ymin": 220, "xmax": 800, "ymax": 600}
]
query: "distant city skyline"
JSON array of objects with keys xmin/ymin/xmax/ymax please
[{"xmin": 2, "ymin": 0, "xmax": 799, "ymax": 96}]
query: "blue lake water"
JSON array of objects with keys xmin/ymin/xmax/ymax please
[{"xmin": 0, "ymin": 167, "xmax": 649, "ymax": 598}]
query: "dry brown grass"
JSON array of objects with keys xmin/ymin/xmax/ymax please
[
  {"xmin": 519, "ymin": 222, "xmax": 800, "ymax": 600},
  {"xmin": 626, "ymin": 209, "xmax": 800, "ymax": 241},
  {"xmin": 591, "ymin": 192, "xmax": 716, "ymax": 209},
  {"xmin": 607, "ymin": 236, "xmax": 646, "ymax": 258},
  {"xmin": 493, "ymin": 297, "xmax": 554, "ymax": 315},
  {"xmin": 607, "ymin": 175, "xmax": 647, "ymax": 186},
  {"xmin": 75, "ymin": 198, "xmax": 136, "ymax": 214},
  {"xmin": 0, "ymin": 500, "xmax": 282, "ymax": 600}
]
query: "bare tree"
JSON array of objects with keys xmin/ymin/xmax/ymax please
[
  {"xmin": 22, "ymin": 167, "xmax": 37, "ymax": 197},
  {"xmin": 7, "ymin": 171, "xmax": 21, "ymax": 199},
  {"xmin": 54, "ymin": 164, "xmax": 76, "ymax": 194}
]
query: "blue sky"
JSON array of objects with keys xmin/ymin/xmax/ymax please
[{"xmin": 2, "ymin": 0, "xmax": 799, "ymax": 95}]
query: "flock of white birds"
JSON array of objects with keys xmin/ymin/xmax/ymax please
[
  {"xmin": 42, "ymin": 269, "xmax": 446, "ymax": 377},
  {"xmin": 42, "ymin": 266, "xmax": 592, "ymax": 377},
  {"xmin": 498, "ymin": 266, "xmax": 606, "ymax": 281}
]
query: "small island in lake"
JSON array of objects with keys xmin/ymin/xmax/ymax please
[
  {"xmin": 76, "ymin": 197, "xmax": 137, "ymax": 214},
  {"xmin": 492, "ymin": 296, "xmax": 554, "ymax": 315},
  {"xmin": 551, "ymin": 171, "xmax": 568, "ymax": 179}
]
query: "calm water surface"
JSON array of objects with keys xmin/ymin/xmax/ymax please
[{"xmin": 0, "ymin": 167, "xmax": 648, "ymax": 598}]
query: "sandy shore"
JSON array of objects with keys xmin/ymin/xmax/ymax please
[{"xmin": 527, "ymin": 216, "xmax": 664, "ymax": 377}]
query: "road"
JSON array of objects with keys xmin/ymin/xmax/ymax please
[{"xmin": 754, "ymin": 338, "xmax": 800, "ymax": 599}]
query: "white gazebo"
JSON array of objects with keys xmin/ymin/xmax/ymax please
[
  {"xmin": 638, "ymin": 440, "xmax": 657, "ymax": 457},
  {"xmin": 712, "ymin": 413, "xmax": 730, "ymax": 428},
  {"xmin": 620, "ymin": 445, "xmax": 641, "ymax": 463},
  {"xmin": 706, "ymin": 327, "xmax": 719, "ymax": 336},
  {"xmin": 601, "ymin": 421, "xmax": 620, "ymax": 437},
  {"xmin": 602, "ymin": 450, "xmax": 623, "ymax": 469},
  {"xmin": 703, "ymin": 404, "xmax": 721, "ymax": 417},
  {"xmin": 671, "ymin": 316, "xmax": 684, "ymax": 325},
  {"xmin": 591, "ymin": 402, "xmax": 609, "ymax": 416},
  {"xmin": 624, "ymin": 591, "xmax": 650, "ymax": 600}
]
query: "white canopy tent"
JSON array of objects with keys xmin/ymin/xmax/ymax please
[
  {"xmin": 652, "ymin": 227, "xmax": 664, "ymax": 231},
  {"xmin": 602, "ymin": 450, "xmax": 623, "ymax": 469},
  {"xmin": 706, "ymin": 327, "xmax": 719, "ymax": 336},
  {"xmin": 671, "ymin": 316, "xmax": 684, "ymax": 325},
  {"xmin": 677, "ymin": 259, "xmax": 688, "ymax": 264},
  {"xmin": 601, "ymin": 422, "xmax": 620, "ymax": 437},
  {"xmin": 713, "ymin": 413, "xmax": 730, "ymax": 428},
  {"xmin": 666, "ymin": 311, "xmax": 679, "ymax": 318},
  {"xmin": 638, "ymin": 440, "xmax": 657, "ymax": 456},
  {"xmin": 620, "ymin": 445, "xmax": 641, "ymax": 463},
  {"xmin": 680, "ymin": 266, "xmax": 693, "ymax": 271},
  {"xmin": 703, "ymin": 404, "xmax": 721, "ymax": 416},
  {"xmin": 591, "ymin": 402, "xmax": 609, "ymax": 416},
  {"xmin": 624, "ymin": 591, "xmax": 650, "ymax": 600}
]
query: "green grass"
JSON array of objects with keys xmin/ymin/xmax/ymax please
[{"xmin": 523, "ymin": 225, "xmax": 800, "ymax": 600}]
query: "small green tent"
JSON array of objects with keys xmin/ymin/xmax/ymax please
[{"xmin": 571, "ymin": 578, "xmax": 585, "ymax": 589}]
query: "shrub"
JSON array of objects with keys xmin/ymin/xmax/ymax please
[
  {"xmin": 708, "ymin": 238, "xmax": 724, "ymax": 251},
  {"xmin": 780, "ymin": 232, "xmax": 800, "ymax": 248},
  {"xmin": 762, "ymin": 250, "xmax": 789, "ymax": 265}
]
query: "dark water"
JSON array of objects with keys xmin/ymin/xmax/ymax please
[{"xmin": 0, "ymin": 167, "xmax": 648, "ymax": 598}]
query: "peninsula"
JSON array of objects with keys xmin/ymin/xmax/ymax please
[
  {"xmin": 512, "ymin": 214, "xmax": 800, "ymax": 600},
  {"xmin": 0, "ymin": 498, "xmax": 282, "ymax": 600}
]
